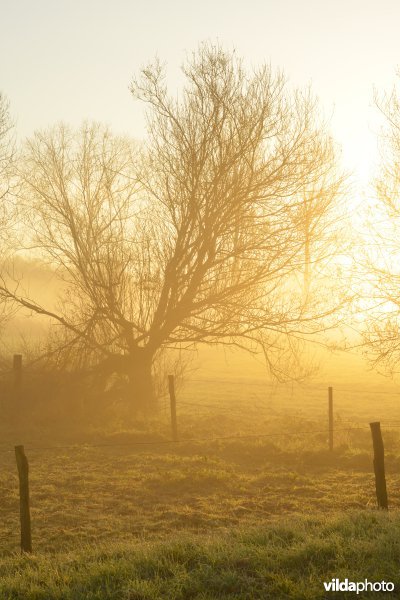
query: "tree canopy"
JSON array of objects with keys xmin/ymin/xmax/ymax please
[{"xmin": 0, "ymin": 46, "xmax": 346, "ymax": 411}]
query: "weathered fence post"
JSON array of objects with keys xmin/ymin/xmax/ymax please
[
  {"xmin": 168, "ymin": 375, "xmax": 178, "ymax": 442},
  {"xmin": 14, "ymin": 445, "xmax": 32, "ymax": 553},
  {"xmin": 369, "ymin": 421, "xmax": 388, "ymax": 510},
  {"xmin": 13, "ymin": 354, "xmax": 22, "ymax": 391},
  {"xmin": 328, "ymin": 386, "xmax": 333, "ymax": 451}
]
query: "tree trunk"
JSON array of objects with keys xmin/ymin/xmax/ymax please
[{"xmin": 127, "ymin": 349, "xmax": 156, "ymax": 416}]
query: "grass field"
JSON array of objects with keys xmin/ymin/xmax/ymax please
[
  {"xmin": 1, "ymin": 512, "xmax": 400, "ymax": 599},
  {"xmin": 1, "ymin": 349, "xmax": 400, "ymax": 598}
]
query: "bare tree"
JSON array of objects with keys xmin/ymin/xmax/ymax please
[
  {"xmin": 1, "ymin": 46, "xmax": 345, "ymax": 412},
  {"xmin": 0, "ymin": 93, "xmax": 15, "ymax": 233},
  {"xmin": 0, "ymin": 93, "xmax": 17, "ymax": 328},
  {"xmin": 297, "ymin": 172, "xmax": 347, "ymax": 300},
  {"xmin": 359, "ymin": 77, "xmax": 400, "ymax": 375},
  {"xmin": 0, "ymin": 93, "xmax": 14, "ymax": 194}
]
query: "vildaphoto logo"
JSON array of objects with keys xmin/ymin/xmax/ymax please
[{"xmin": 324, "ymin": 579, "xmax": 394, "ymax": 594}]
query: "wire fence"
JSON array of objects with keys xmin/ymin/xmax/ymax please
[
  {"xmin": 3, "ymin": 374, "xmax": 399, "ymax": 555},
  {"xmin": 2, "ymin": 376, "xmax": 400, "ymax": 452},
  {"xmin": 0, "ymin": 424, "xmax": 399, "ymax": 456}
]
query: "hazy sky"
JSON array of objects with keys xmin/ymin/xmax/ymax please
[{"xmin": 2, "ymin": 0, "xmax": 400, "ymax": 187}]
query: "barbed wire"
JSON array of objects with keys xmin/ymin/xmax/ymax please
[
  {"xmin": 176, "ymin": 398, "xmax": 398, "ymax": 420},
  {"xmin": 0, "ymin": 424, "xmax": 399, "ymax": 455},
  {"xmin": 186, "ymin": 378, "xmax": 399, "ymax": 394}
]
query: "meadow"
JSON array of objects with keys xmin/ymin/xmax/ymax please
[{"xmin": 1, "ymin": 349, "xmax": 400, "ymax": 598}]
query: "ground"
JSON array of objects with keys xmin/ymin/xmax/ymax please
[{"xmin": 0, "ymin": 349, "xmax": 399, "ymax": 598}]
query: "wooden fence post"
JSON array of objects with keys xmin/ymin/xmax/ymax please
[
  {"xmin": 369, "ymin": 421, "xmax": 388, "ymax": 510},
  {"xmin": 14, "ymin": 445, "xmax": 32, "ymax": 553},
  {"xmin": 13, "ymin": 354, "xmax": 22, "ymax": 391},
  {"xmin": 168, "ymin": 375, "xmax": 178, "ymax": 442},
  {"xmin": 328, "ymin": 386, "xmax": 333, "ymax": 451}
]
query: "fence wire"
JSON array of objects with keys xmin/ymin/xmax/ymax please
[{"xmin": 0, "ymin": 424, "xmax": 399, "ymax": 455}]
